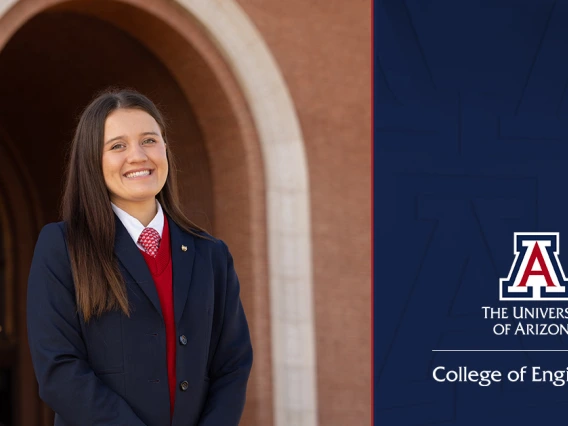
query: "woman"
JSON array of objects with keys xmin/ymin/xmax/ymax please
[{"xmin": 27, "ymin": 89, "xmax": 253, "ymax": 426}]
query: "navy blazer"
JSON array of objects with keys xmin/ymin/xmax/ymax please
[{"xmin": 27, "ymin": 215, "xmax": 253, "ymax": 426}]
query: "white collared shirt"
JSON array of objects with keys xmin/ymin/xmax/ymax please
[{"xmin": 111, "ymin": 200, "xmax": 164, "ymax": 252}]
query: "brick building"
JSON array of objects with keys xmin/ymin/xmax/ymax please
[{"xmin": 0, "ymin": 1, "xmax": 370, "ymax": 425}]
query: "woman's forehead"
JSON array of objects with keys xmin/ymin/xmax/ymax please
[{"xmin": 104, "ymin": 108, "xmax": 161, "ymax": 137}]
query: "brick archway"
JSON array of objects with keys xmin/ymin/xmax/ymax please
[{"xmin": 0, "ymin": 1, "xmax": 317, "ymax": 425}]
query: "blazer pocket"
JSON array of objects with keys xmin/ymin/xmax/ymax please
[
  {"xmin": 84, "ymin": 310, "xmax": 125, "ymax": 373},
  {"xmin": 96, "ymin": 371, "xmax": 126, "ymax": 396}
]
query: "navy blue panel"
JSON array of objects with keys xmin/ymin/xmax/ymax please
[{"xmin": 375, "ymin": 0, "xmax": 568, "ymax": 424}]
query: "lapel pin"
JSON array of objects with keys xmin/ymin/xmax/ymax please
[{"xmin": 181, "ymin": 245, "xmax": 187, "ymax": 252}]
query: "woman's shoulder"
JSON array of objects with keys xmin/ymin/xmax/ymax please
[
  {"xmin": 40, "ymin": 220, "xmax": 67, "ymax": 232},
  {"xmin": 188, "ymin": 228, "xmax": 229, "ymax": 256},
  {"xmin": 36, "ymin": 221, "xmax": 67, "ymax": 241},
  {"xmin": 30, "ymin": 221, "xmax": 72, "ymax": 281},
  {"xmin": 176, "ymin": 225, "xmax": 233, "ymax": 267},
  {"xmin": 33, "ymin": 221, "xmax": 70, "ymax": 258}
]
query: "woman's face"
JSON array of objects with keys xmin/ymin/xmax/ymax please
[{"xmin": 102, "ymin": 108, "xmax": 168, "ymax": 210}]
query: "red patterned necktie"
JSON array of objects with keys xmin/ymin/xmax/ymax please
[{"xmin": 138, "ymin": 227, "xmax": 161, "ymax": 257}]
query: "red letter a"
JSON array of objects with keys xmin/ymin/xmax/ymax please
[{"xmin": 517, "ymin": 242, "xmax": 556, "ymax": 287}]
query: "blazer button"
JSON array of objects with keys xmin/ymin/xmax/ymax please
[
  {"xmin": 180, "ymin": 380, "xmax": 189, "ymax": 391},
  {"xmin": 179, "ymin": 335, "xmax": 188, "ymax": 345}
]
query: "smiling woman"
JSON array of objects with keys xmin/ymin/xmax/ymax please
[{"xmin": 26, "ymin": 89, "xmax": 253, "ymax": 426}]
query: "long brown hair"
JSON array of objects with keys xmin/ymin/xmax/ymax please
[{"xmin": 61, "ymin": 89, "xmax": 206, "ymax": 322}]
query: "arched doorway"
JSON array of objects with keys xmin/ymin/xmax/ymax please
[
  {"xmin": 0, "ymin": 1, "xmax": 317, "ymax": 425},
  {"xmin": 0, "ymin": 127, "xmax": 43, "ymax": 425},
  {"xmin": 0, "ymin": 174, "xmax": 16, "ymax": 426}
]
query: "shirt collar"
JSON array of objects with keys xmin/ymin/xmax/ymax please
[{"xmin": 111, "ymin": 200, "xmax": 164, "ymax": 246}]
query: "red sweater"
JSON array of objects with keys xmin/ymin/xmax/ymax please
[{"xmin": 140, "ymin": 216, "xmax": 176, "ymax": 420}]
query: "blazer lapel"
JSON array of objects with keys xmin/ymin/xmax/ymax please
[
  {"xmin": 113, "ymin": 215, "xmax": 163, "ymax": 318},
  {"xmin": 167, "ymin": 217, "xmax": 196, "ymax": 326}
]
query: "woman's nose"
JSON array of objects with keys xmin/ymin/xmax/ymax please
[{"xmin": 127, "ymin": 144, "xmax": 148, "ymax": 162}]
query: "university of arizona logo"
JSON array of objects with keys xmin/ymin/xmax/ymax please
[{"xmin": 500, "ymin": 233, "xmax": 568, "ymax": 300}]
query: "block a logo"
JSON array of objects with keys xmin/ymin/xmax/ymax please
[{"xmin": 500, "ymin": 233, "xmax": 568, "ymax": 300}]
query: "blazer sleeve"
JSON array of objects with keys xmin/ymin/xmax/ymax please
[
  {"xmin": 197, "ymin": 242, "xmax": 253, "ymax": 426},
  {"xmin": 27, "ymin": 223, "xmax": 146, "ymax": 426}
]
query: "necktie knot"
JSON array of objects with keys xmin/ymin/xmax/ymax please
[{"xmin": 138, "ymin": 227, "xmax": 161, "ymax": 257}]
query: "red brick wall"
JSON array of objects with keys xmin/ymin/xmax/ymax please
[{"xmin": 235, "ymin": 1, "xmax": 372, "ymax": 424}]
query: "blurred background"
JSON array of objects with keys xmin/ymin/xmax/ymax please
[{"xmin": 0, "ymin": 0, "xmax": 370, "ymax": 425}]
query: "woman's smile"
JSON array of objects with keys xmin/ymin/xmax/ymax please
[{"xmin": 124, "ymin": 168, "xmax": 153, "ymax": 179}]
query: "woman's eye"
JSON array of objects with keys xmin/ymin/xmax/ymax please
[
  {"xmin": 142, "ymin": 138, "xmax": 157, "ymax": 145},
  {"xmin": 110, "ymin": 143, "xmax": 125, "ymax": 150}
]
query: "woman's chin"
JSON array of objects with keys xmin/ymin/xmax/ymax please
[{"xmin": 112, "ymin": 194, "xmax": 158, "ymax": 206}]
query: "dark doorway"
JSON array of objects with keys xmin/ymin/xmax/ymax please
[{"xmin": 0, "ymin": 221, "xmax": 15, "ymax": 426}]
